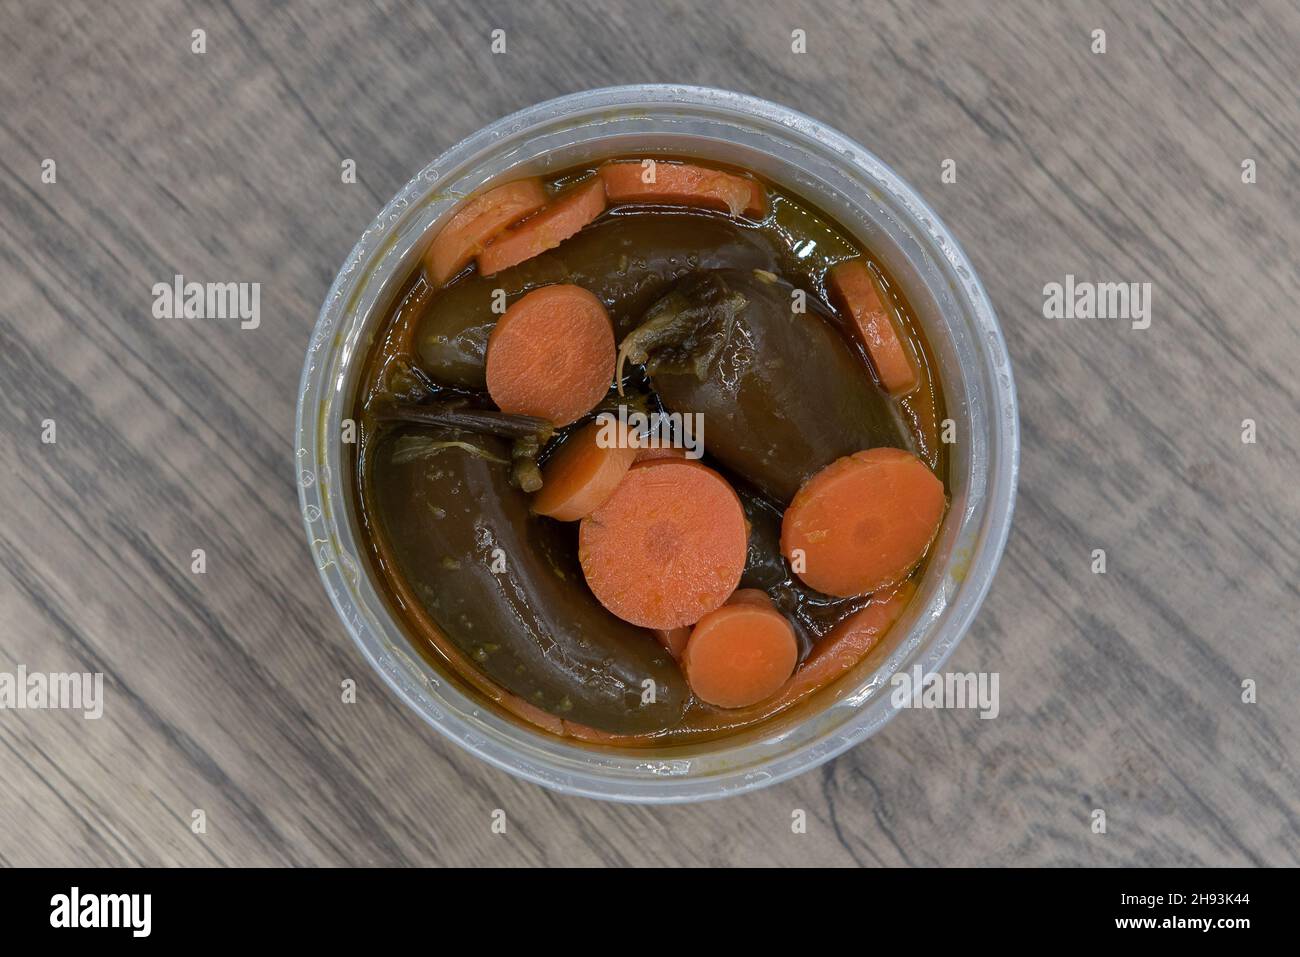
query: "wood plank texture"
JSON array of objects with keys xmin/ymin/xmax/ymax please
[{"xmin": 0, "ymin": 0, "xmax": 1296, "ymax": 866}]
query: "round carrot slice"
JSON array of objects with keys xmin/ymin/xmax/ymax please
[
  {"xmin": 424, "ymin": 177, "xmax": 548, "ymax": 285},
  {"xmin": 827, "ymin": 259, "xmax": 919, "ymax": 396},
  {"xmin": 531, "ymin": 418, "xmax": 638, "ymax": 521},
  {"xmin": 477, "ymin": 177, "xmax": 606, "ymax": 276},
  {"xmin": 598, "ymin": 161, "xmax": 765, "ymax": 217},
  {"xmin": 486, "ymin": 284, "xmax": 614, "ymax": 426},
  {"xmin": 781, "ymin": 448, "xmax": 945, "ymax": 597},
  {"xmin": 682, "ymin": 602, "xmax": 797, "ymax": 708},
  {"xmin": 579, "ymin": 459, "xmax": 748, "ymax": 629},
  {"xmin": 686, "ymin": 581, "xmax": 916, "ymax": 732},
  {"xmin": 726, "ymin": 588, "xmax": 774, "ymax": 609},
  {"xmin": 633, "ymin": 444, "xmax": 687, "ymax": 464},
  {"xmin": 654, "ymin": 626, "xmax": 691, "ymax": 660}
]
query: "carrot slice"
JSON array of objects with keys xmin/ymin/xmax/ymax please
[
  {"xmin": 726, "ymin": 588, "xmax": 774, "ymax": 609},
  {"xmin": 599, "ymin": 161, "xmax": 766, "ymax": 218},
  {"xmin": 579, "ymin": 459, "xmax": 748, "ymax": 629},
  {"xmin": 477, "ymin": 177, "xmax": 606, "ymax": 275},
  {"xmin": 562, "ymin": 583, "xmax": 915, "ymax": 744},
  {"xmin": 795, "ymin": 582, "xmax": 915, "ymax": 690},
  {"xmin": 781, "ymin": 448, "xmax": 945, "ymax": 597},
  {"xmin": 827, "ymin": 259, "xmax": 919, "ymax": 396},
  {"xmin": 744, "ymin": 179, "xmax": 769, "ymax": 219},
  {"xmin": 682, "ymin": 602, "xmax": 798, "ymax": 708},
  {"xmin": 633, "ymin": 444, "xmax": 687, "ymax": 464},
  {"xmin": 652, "ymin": 554, "xmax": 759, "ymax": 659},
  {"xmin": 686, "ymin": 582, "xmax": 915, "ymax": 732},
  {"xmin": 486, "ymin": 284, "xmax": 615, "ymax": 426},
  {"xmin": 654, "ymin": 626, "xmax": 691, "ymax": 660},
  {"xmin": 424, "ymin": 178, "xmax": 548, "ymax": 285},
  {"xmin": 531, "ymin": 418, "xmax": 637, "ymax": 520}
]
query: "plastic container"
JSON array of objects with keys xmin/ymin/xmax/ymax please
[{"xmin": 295, "ymin": 86, "xmax": 1018, "ymax": 802}]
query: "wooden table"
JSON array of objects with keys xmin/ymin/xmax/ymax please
[{"xmin": 1, "ymin": 0, "xmax": 1295, "ymax": 866}]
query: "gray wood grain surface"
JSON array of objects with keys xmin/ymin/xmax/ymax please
[{"xmin": 1, "ymin": 0, "xmax": 1296, "ymax": 867}]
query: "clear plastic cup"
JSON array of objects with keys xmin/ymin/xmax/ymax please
[{"xmin": 295, "ymin": 85, "xmax": 1019, "ymax": 802}]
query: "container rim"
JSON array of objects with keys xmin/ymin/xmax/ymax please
[{"xmin": 295, "ymin": 84, "xmax": 1019, "ymax": 803}]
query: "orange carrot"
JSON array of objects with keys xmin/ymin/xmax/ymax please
[
  {"xmin": 486, "ymin": 284, "xmax": 615, "ymax": 426},
  {"xmin": 531, "ymin": 418, "xmax": 637, "ymax": 521},
  {"xmin": 781, "ymin": 448, "xmax": 945, "ymax": 597},
  {"xmin": 477, "ymin": 177, "xmax": 606, "ymax": 275},
  {"xmin": 633, "ymin": 444, "xmax": 687, "ymax": 464},
  {"xmin": 794, "ymin": 582, "xmax": 915, "ymax": 691},
  {"xmin": 726, "ymin": 588, "xmax": 774, "ymax": 609},
  {"xmin": 546, "ymin": 583, "xmax": 913, "ymax": 743},
  {"xmin": 688, "ymin": 582, "xmax": 915, "ymax": 730},
  {"xmin": 579, "ymin": 459, "xmax": 748, "ymax": 629},
  {"xmin": 424, "ymin": 178, "xmax": 548, "ymax": 285},
  {"xmin": 682, "ymin": 602, "xmax": 798, "ymax": 708},
  {"xmin": 599, "ymin": 161, "xmax": 766, "ymax": 218},
  {"xmin": 744, "ymin": 179, "xmax": 769, "ymax": 219},
  {"xmin": 654, "ymin": 626, "xmax": 691, "ymax": 660},
  {"xmin": 827, "ymin": 259, "xmax": 919, "ymax": 396}
]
